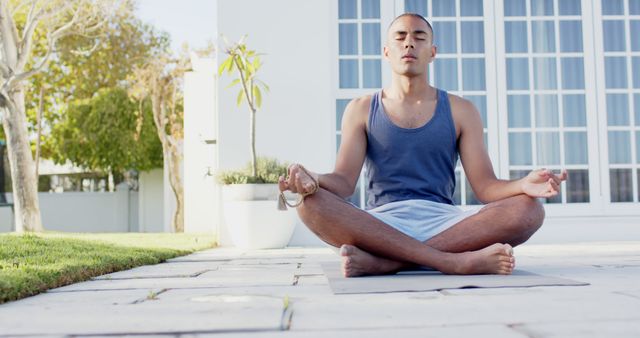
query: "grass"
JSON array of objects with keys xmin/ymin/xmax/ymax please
[{"xmin": 0, "ymin": 232, "xmax": 216, "ymax": 304}]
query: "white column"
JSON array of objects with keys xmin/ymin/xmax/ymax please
[{"xmin": 183, "ymin": 56, "xmax": 220, "ymax": 235}]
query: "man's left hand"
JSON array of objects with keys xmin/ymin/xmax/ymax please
[{"xmin": 521, "ymin": 169, "xmax": 568, "ymax": 198}]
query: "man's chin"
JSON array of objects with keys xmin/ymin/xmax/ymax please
[
  {"xmin": 390, "ymin": 63, "xmax": 420, "ymax": 74},
  {"xmin": 396, "ymin": 68, "xmax": 424, "ymax": 77}
]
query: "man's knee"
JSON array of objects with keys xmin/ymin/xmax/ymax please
[
  {"xmin": 295, "ymin": 190, "xmax": 354, "ymax": 247},
  {"xmin": 520, "ymin": 195, "xmax": 545, "ymax": 226},
  {"xmin": 296, "ymin": 192, "xmax": 320, "ymax": 225},
  {"xmin": 296, "ymin": 189, "xmax": 335, "ymax": 231},
  {"xmin": 511, "ymin": 195, "xmax": 545, "ymax": 240}
]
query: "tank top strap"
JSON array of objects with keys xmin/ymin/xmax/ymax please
[
  {"xmin": 368, "ymin": 90, "xmax": 382, "ymax": 130},
  {"xmin": 435, "ymin": 89, "xmax": 456, "ymax": 145}
]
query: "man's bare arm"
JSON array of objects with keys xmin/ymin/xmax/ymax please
[
  {"xmin": 279, "ymin": 97, "xmax": 369, "ymax": 199},
  {"xmin": 454, "ymin": 96, "xmax": 567, "ymax": 203}
]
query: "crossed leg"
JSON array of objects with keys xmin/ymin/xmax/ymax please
[{"xmin": 296, "ymin": 189, "xmax": 545, "ymax": 276}]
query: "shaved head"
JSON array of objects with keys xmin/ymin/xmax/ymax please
[{"xmin": 388, "ymin": 13, "xmax": 434, "ymax": 43}]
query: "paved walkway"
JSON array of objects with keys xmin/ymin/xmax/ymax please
[{"xmin": 1, "ymin": 241, "xmax": 639, "ymax": 337}]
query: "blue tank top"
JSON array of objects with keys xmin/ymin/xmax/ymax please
[{"xmin": 365, "ymin": 89, "xmax": 458, "ymax": 209}]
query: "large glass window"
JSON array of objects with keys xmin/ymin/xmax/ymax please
[
  {"xmin": 559, "ymin": 20, "xmax": 583, "ymax": 52},
  {"xmin": 504, "ymin": 0, "xmax": 590, "ymax": 204},
  {"xmin": 338, "ymin": 0, "xmax": 382, "ymax": 90},
  {"xmin": 336, "ymin": 0, "xmax": 383, "ymax": 207},
  {"xmin": 602, "ymin": 1, "xmax": 640, "ymax": 203}
]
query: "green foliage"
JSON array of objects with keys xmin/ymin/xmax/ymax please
[
  {"xmin": 218, "ymin": 36, "xmax": 270, "ymax": 177},
  {"xmin": 47, "ymin": 87, "xmax": 163, "ymax": 173},
  {"xmin": 217, "ymin": 157, "xmax": 289, "ymax": 184},
  {"xmin": 218, "ymin": 38, "xmax": 269, "ymax": 109},
  {"xmin": 0, "ymin": 232, "xmax": 216, "ymax": 304},
  {"xmin": 1, "ymin": 4, "xmax": 170, "ymax": 169}
]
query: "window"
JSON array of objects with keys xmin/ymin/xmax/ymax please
[
  {"xmin": 338, "ymin": 0, "xmax": 382, "ymax": 89},
  {"xmin": 336, "ymin": 0, "xmax": 384, "ymax": 207},
  {"xmin": 602, "ymin": 0, "xmax": 640, "ymax": 202},
  {"xmin": 504, "ymin": 0, "xmax": 590, "ymax": 204}
]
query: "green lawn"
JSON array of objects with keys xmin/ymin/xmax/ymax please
[{"xmin": 0, "ymin": 232, "xmax": 217, "ymax": 304}]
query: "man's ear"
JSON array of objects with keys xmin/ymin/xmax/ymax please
[{"xmin": 383, "ymin": 45, "xmax": 389, "ymax": 60}]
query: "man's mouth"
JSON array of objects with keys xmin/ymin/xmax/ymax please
[{"xmin": 402, "ymin": 54, "xmax": 417, "ymax": 60}]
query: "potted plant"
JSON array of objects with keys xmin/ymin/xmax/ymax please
[{"xmin": 217, "ymin": 37, "xmax": 297, "ymax": 249}]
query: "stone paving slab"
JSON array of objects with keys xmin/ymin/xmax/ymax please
[
  {"xmin": 512, "ymin": 319, "xmax": 640, "ymax": 338},
  {"xmin": 1, "ymin": 242, "xmax": 639, "ymax": 337},
  {"xmin": 181, "ymin": 324, "xmax": 528, "ymax": 337},
  {"xmin": 69, "ymin": 324, "xmax": 528, "ymax": 338},
  {"xmin": 51, "ymin": 265, "xmax": 299, "ymax": 292},
  {"xmin": 0, "ymin": 287, "xmax": 286, "ymax": 336},
  {"xmin": 290, "ymin": 288, "xmax": 640, "ymax": 330},
  {"xmin": 94, "ymin": 261, "xmax": 222, "ymax": 280}
]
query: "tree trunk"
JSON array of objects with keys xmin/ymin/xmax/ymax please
[
  {"xmin": 167, "ymin": 144, "xmax": 183, "ymax": 232},
  {"xmin": 151, "ymin": 95, "xmax": 183, "ymax": 232},
  {"xmin": 35, "ymin": 87, "xmax": 44, "ymax": 177},
  {"xmin": 250, "ymin": 109, "xmax": 257, "ymax": 177},
  {"xmin": 1, "ymin": 88, "xmax": 44, "ymax": 232}
]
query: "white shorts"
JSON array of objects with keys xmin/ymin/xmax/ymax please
[{"xmin": 366, "ymin": 199, "xmax": 481, "ymax": 242}]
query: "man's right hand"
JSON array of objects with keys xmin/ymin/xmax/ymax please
[{"xmin": 278, "ymin": 163, "xmax": 319, "ymax": 196}]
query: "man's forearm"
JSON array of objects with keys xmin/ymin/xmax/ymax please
[
  {"xmin": 478, "ymin": 178, "xmax": 524, "ymax": 203},
  {"xmin": 317, "ymin": 173, "xmax": 356, "ymax": 199}
]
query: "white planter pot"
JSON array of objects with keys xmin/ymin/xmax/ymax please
[{"xmin": 222, "ymin": 184, "xmax": 298, "ymax": 249}]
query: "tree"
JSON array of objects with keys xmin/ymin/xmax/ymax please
[
  {"xmin": 218, "ymin": 36, "xmax": 268, "ymax": 178},
  {"xmin": 129, "ymin": 48, "xmax": 195, "ymax": 233},
  {"xmin": 0, "ymin": 0, "xmax": 120, "ymax": 232},
  {"xmin": 32, "ymin": 3, "xmax": 169, "ymax": 191},
  {"xmin": 27, "ymin": 4, "xmax": 168, "ymax": 162},
  {"xmin": 48, "ymin": 87, "xmax": 163, "ymax": 175}
]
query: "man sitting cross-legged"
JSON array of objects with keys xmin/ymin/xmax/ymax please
[{"xmin": 278, "ymin": 13, "xmax": 567, "ymax": 277}]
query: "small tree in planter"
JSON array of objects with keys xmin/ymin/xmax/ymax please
[
  {"xmin": 218, "ymin": 36, "xmax": 269, "ymax": 178},
  {"xmin": 217, "ymin": 37, "xmax": 296, "ymax": 249}
]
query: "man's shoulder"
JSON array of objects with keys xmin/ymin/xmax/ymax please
[
  {"xmin": 342, "ymin": 94, "xmax": 374, "ymax": 124},
  {"xmin": 445, "ymin": 92, "xmax": 483, "ymax": 133},
  {"xmin": 446, "ymin": 92, "xmax": 479, "ymax": 120},
  {"xmin": 445, "ymin": 92, "xmax": 474, "ymax": 111},
  {"xmin": 347, "ymin": 94, "xmax": 374, "ymax": 112}
]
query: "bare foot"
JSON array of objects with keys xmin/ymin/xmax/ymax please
[
  {"xmin": 340, "ymin": 244, "xmax": 407, "ymax": 277},
  {"xmin": 446, "ymin": 243, "xmax": 515, "ymax": 275}
]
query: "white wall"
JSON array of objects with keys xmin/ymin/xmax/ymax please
[
  {"xmin": 0, "ymin": 187, "xmax": 135, "ymax": 233},
  {"xmin": 138, "ymin": 169, "xmax": 165, "ymax": 232},
  {"xmin": 217, "ymin": 0, "xmax": 335, "ymax": 174},
  {"xmin": 0, "ymin": 173, "xmax": 164, "ymax": 233},
  {"xmin": 184, "ymin": 65, "xmax": 219, "ymax": 235},
  {"xmin": 216, "ymin": 0, "xmax": 334, "ymax": 246},
  {"xmin": 0, "ymin": 204, "xmax": 13, "ymax": 232}
]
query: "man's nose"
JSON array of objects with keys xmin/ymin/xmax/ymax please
[{"xmin": 404, "ymin": 39, "xmax": 415, "ymax": 49}]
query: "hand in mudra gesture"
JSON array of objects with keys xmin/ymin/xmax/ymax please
[
  {"xmin": 521, "ymin": 169, "xmax": 568, "ymax": 198},
  {"xmin": 278, "ymin": 164, "xmax": 319, "ymax": 196},
  {"xmin": 277, "ymin": 164, "xmax": 319, "ymax": 210}
]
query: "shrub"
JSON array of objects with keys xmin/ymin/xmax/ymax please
[{"xmin": 217, "ymin": 157, "xmax": 289, "ymax": 184}]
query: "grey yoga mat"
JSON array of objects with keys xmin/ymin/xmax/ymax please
[{"xmin": 321, "ymin": 262, "xmax": 588, "ymax": 294}]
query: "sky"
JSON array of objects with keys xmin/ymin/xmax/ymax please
[{"xmin": 135, "ymin": 0, "xmax": 217, "ymax": 52}]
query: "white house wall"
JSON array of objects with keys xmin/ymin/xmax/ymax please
[
  {"xmin": 0, "ymin": 188, "xmax": 135, "ymax": 233},
  {"xmin": 0, "ymin": 171, "xmax": 164, "ymax": 233},
  {"xmin": 216, "ymin": 0, "xmax": 334, "ymax": 246},
  {"xmin": 138, "ymin": 168, "xmax": 165, "ymax": 232},
  {"xmin": 217, "ymin": 0, "xmax": 335, "ymax": 173},
  {"xmin": 184, "ymin": 68, "xmax": 219, "ymax": 235}
]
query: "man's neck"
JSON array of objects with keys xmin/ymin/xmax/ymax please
[{"xmin": 385, "ymin": 74, "xmax": 436, "ymax": 101}]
